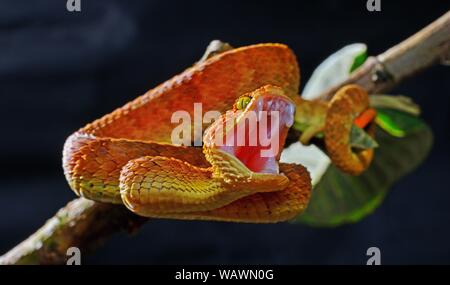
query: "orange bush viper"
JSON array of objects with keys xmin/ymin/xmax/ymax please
[{"xmin": 63, "ymin": 43, "xmax": 375, "ymax": 222}]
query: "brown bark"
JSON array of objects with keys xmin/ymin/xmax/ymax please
[{"xmin": 0, "ymin": 199, "xmax": 146, "ymax": 265}]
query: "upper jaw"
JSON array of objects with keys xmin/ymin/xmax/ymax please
[{"xmin": 238, "ymin": 90, "xmax": 295, "ymax": 129}]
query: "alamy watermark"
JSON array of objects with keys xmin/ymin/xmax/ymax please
[
  {"xmin": 66, "ymin": 0, "xmax": 81, "ymax": 12},
  {"xmin": 366, "ymin": 247, "xmax": 381, "ymax": 265},
  {"xmin": 170, "ymin": 103, "xmax": 282, "ymax": 158},
  {"xmin": 66, "ymin": 246, "xmax": 81, "ymax": 265},
  {"xmin": 366, "ymin": 0, "xmax": 381, "ymax": 12}
]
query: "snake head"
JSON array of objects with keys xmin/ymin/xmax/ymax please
[{"xmin": 203, "ymin": 85, "xmax": 296, "ymax": 192}]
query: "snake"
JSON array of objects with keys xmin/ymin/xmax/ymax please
[
  {"xmin": 293, "ymin": 84, "xmax": 375, "ymax": 175},
  {"xmin": 63, "ymin": 42, "xmax": 375, "ymax": 223},
  {"xmin": 63, "ymin": 44, "xmax": 312, "ymax": 223}
]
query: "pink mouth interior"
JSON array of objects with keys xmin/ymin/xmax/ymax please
[
  {"xmin": 234, "ymin": 118, "xmax": 280, "ymax": 173},
  {"xmin": 213, "ymin": 95, "xmax": 295, "ymax": 174}
]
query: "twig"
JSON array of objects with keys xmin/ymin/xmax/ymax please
[
  {"xmin": 0, "ymin": 199, "xmax": 146, "ymax": 265},
  {"xmin": 317, "ymin": 10, "xmax": 450, "ymax": 101},
  {"xmin": 1, "ymin": 12, "xmax": 449, "ymax": 265}
]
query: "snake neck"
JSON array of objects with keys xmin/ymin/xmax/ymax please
[
  {"xmin": 294, "ymin": 97, "xmax": 328, "ymax": 131},
  {"xmin": 293, "ymin": 97, "xmax": 329, "ymax": 144}
]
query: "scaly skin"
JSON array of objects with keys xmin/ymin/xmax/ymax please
[
  {"xmin": 293, "ymin": 85, "xmax": 375, "ymax": 175},
  {"xmin": 63, "ymin": 42, "xmax": 374, "ymax": 223},
  {"xmin": 293, "ymin": 97, "xmax": 328, "ymax": 144},
  {"xmin": 63, "ymin": 44, "xmax": 311, "ymax": 223},
  {"xmin": 120, "ymin": 86, "xmax": 311, "ymax": 222},
  {"xmin": 325, "ymin": 85, "xmax": 375, "ymax": 175}
]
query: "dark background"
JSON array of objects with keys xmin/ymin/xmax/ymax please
[{"xmin": 1, "ymin": 0, "xmax": 449, "ymax": 264}]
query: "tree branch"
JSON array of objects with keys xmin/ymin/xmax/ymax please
[
  {"xmin": 0, "ymin": 199, "xmax": 147, "ymax": 265},
  {"xmin": 317, "ymin": 10, "xmax": 450, "ymax": 101},
  {"xmin": 1, "ymin": 12, "xmax": 449, "ymax": 265}
]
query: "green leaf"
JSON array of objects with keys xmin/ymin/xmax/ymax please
[
  {"xmin": 302, "ymin": 43, "xmax": 367, "ymax": 100},
  {"xmin": 349, "ymin": 50, "xmax": 367, "ymax": 73},
  {"xmin": 375, "ymin": 108, "xmax": 426, "ymax": 138},
  {"xmin": 370, "ymin": 95, "xmax": 421, "ymax": 116},
  {"xmin": 293, "ymin": 124, "xmax": 433, "ymax": 227},
  {"xmin": 350, "ymin": 125, "xmax": 378, "ymax": 149}
]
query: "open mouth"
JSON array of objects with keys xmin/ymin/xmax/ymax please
[{"xmin": 204, "ymin": 86, "xmax": 295, "ymax": 174}]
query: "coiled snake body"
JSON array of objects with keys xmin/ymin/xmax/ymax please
[
  {"xmin": 63, "ymin": 43, "xmax": 375, "ymax": 222},
  {"xmin": 63, "ymin": 44, "xmax": 312, "ymax": 223}
]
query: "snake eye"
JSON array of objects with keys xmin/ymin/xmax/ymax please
[{"xmin": 235, "ymin": 96, "xmax": 252, "ymax": 110}]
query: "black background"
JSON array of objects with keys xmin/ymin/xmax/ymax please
[{"xmin": 0, "ymin": 0, "xmax": 449, "ymax": 264}]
